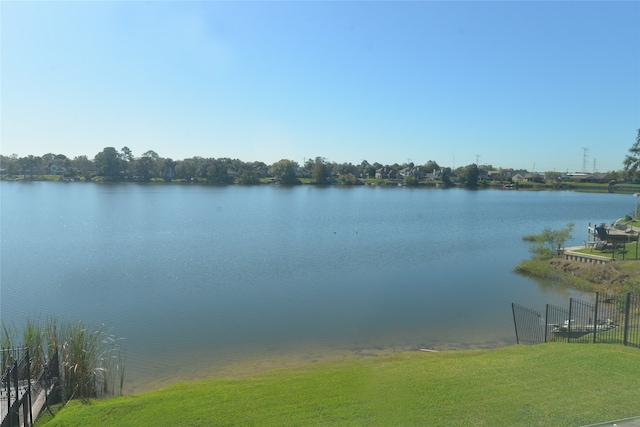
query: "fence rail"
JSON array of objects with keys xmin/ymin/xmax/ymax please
[{"xmin": 513, "ymin": 292, "xmax": 640, "ymax": 347}]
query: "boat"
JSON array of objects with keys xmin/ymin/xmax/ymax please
[{"xmin": 551, "ymin": 320, "xmax": 617, "ymax": 338}]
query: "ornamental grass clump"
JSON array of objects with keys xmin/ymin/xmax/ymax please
[{"xmin": 0, "ymin": 316, "xmax": 126, "ymax": 400}]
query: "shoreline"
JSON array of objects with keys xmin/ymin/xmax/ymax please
[
  {"xmin": 2, "ymin": 176, "xmax": 640, "ymax": 194},
  {"xmin": 125, "ymin": 337, "xmax": 514, "ymax": 395}
]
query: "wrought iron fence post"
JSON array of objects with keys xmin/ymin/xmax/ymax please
[
  {"xmin": 26, "ymin": 348, "xmax": 33, "ymax": 427},
  {"xmin": 624, "ymin": 293, "xmax": 631, "ymax": 346},
  {"xmin": 568, "ymin": 298, "xmax": 574, "ymax": 343},
  {"xmin": 11, "ymin": 360, "xmax": 18, "ymax": 427},
  {"xmin": 544, "ymin": 305, "xmax": 550, "ymax": 343},
  {"xmin": 593, "ymin": 292, "xmax": 600, "ymax": 343},
  {"xmin": 512, "ymin": 303, "xmax": 520, "ymax": 344}
]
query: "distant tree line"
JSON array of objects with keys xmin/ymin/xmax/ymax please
[
  {"xmin": 0, "ymin": 148, "xmax": 459, "ymax": 185},
  {"xmin": 2, "ymin": 130, "xmax": 640, "ymax": 186}
]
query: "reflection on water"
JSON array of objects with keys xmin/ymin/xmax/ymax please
[{"xmin": 1, "ymin": 183, "xmax": 631, "ymax": 393}]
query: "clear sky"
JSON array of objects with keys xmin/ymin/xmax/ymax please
[{"xmin": 1, "ymin": 1, "xmax": 639, "ymax": 172}]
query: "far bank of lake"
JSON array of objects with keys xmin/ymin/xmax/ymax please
[
  {"xmin": 1, "ymin": 182, "xmax": 637, "ymax": 393},
  {"xmin": 4, "ymin": 173, "xmax": 640, "ymax": 194}
]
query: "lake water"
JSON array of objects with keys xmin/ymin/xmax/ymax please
[{"xmin": 1, "ymin": 182, "xmax": 635, "ymax": 393}]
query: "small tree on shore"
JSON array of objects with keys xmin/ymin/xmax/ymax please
[
  {"xmin": 623, "ymin": 129, "xmax": 640, "ymax": 180},
  {"xmin": 523, "ymin": 222, "xmax": 575, "ymax": 257}
]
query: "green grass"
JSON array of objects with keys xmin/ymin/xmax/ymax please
[
  {"xmin": 514, "ymin": 257, "xmax": 561, "ymax": 279},
  {"xmin": 575, "ymin": 242, "xmax": 640, "ymax": 260},
  {"xmin": 514, "ymin": 257, "xmax": 593, "ymax": 291},
  {"xmin": 38, "ymin": 344, "xmax": 640, "ymax": 426}
]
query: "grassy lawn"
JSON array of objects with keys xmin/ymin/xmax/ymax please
[
  {"xmin": 574, "ymin": 241, "xmax": 639, "ymax": 255},
  {"xmin": 38, "ymin": 344, "xmax": 640, "ymax": 426}
]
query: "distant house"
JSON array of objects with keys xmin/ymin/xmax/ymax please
[
  {"xmin": 398, "ymin": 166, "xmax": 423, "ymax": 180},
  {"xmin": 294, "ymin": 167, "xmax": 309, "ymax": 178},
  {"xmin": 511, "ymin": 173, "xmax": 526, "ymax": 182},
  {"xmin": 565, "ymin": 173, "xmax": 589, "ymax": 182},
  {"xmin": 488, "ymin": 169, "xmax": 515, "ymax": 180},
  {"xmin": 162, "ymin": 164, "xmax": 176, "ymax": 179},
  {"xmin": 564, "ymin": 173, "xmax": 610, "ymax": 183},
  {"xmin": 253, "ymin": 164, "xmax": 268, "ymax": 178},
  {"xmin": 49, "ymin": 164, "xmax": 67, "ymax": 175},
  {"xmin": 425, "ymin": 169, "xmax": 441, "ymax": 180},
  {"xmin": 424, "ymin": 169, "xmax": 457, "ymax": 182},
  {"xmin": 375, "ymin": 167, "xmax": 397, "ymax": 180},
  {"xmin": 584, "ymin": 173, "xmax": 611, "ymax": 183},
  {"xmin": 523, "ymin": 173, "xmax": 544, "ymax": 183}
]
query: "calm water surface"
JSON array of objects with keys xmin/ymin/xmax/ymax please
[{"xmin": 1, "ymin": 182, "xmax": 635, "ymax": 392}]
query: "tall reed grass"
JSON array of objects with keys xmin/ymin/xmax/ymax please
[{"xmin": 0, "ymin": 316, "xmax": 126, "ymax": 399}]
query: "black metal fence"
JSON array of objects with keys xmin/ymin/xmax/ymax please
[
  {"xmin": 513, "ymin": 292, "xmax": 640, "ymax": 347},
  {"xmin": 1, "ymin": 348, "xmax": 32, "ymax": 427},
  {"xmin": 1, "ymin": 348, "xmax": 60, "ymax": 427}
]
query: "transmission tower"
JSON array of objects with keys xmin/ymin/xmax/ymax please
[{"xmin": 582, "ymin": 148, "xmax": 589, "ymax": 173}]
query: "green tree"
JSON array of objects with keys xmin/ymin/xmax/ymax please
[
  {"xmin": 607, "ymin": 170, "xmax": 621, "ymax": 182},
  {"xmin": 136, "ymin": 155, "xmax": 154, "ymax": 181},
  {"xmin": 358, "ymin": 160, "xmax": 376, "ymax": 179},
  {"xmin": 120, "ymin": 147, "xmax": 134, "ymax": 162},
  {"xmin": 423, "ymin": 160, "xmax": 440, "ymax": 173},
  {"xmin": 337, "ymin": 173, "xmax": 360, "ymax": 185},
  {"xmin": 206, "ymin": 161, "xmax": 231, "ymax": 184},
  {"xmin": 7, "ymin": 161, "xmax": 19, "ymax": 176},
  {"xmin": 312, "ymin": 157, "xmax": 329, "ymax": 184},
  {"xmin": 175, "ymin": 158, "xmax": 197, "ymax": 181},
  {"xmin": 72, "ymin": 155, "xmax": 94, "ymax": 180},
  {"xmin": 404, "ymin": 175, "xmax": 420, "ymax": 186},
  {"xmin": 237, "ymin": 170, "xmax": 260, "ymax": 185},
  {"xmin": 623, "ymin": 129, "xmax": 640, "ymax": 181},
  {"xmin": 524, "ymin": 222, "xmax": 575, "ymax": 257},
  {"xmin": 94, "ymin": 147, "xmax": 122, "ymax": 180},
  {"xmin": 1, "ymin": 154, "xmax": 20, "ymax": 176},
  {"xmin": 466, "ymin": 164, "xmax": 479, "ymax": 188},
  {"xmin": 18, "ymin": 155, "xmax": 42, "ymax": 178},
  {"xmin": 441, "ymin": 168, "xmax": 452, "ymax": 187},
  {"xmin": 120, "ymin": 147, "xmax": 134, "ymax": 179},
  {"xmin": 41, "ymin": 153, "xmax": 56, "ymax": 169},
  {"xmin": 161, "ymin": 158, "xmax": 176, "ymax": 181},
  {"xmin": 269, "ymin": 159, "xmax": 300, "ymax": 185}
]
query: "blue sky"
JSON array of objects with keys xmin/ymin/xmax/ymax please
[{"xmin": 2, "ymin": 1, "xmax": 639, "ymax": 172}]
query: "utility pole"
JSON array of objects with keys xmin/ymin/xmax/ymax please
[{"xmin": 475, "ymin": 154, "xmax": 481, "ymax": 165}]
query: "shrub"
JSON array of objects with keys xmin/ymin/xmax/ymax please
[{"xmin": 0, "ymin": 316, "xmax": 126, "ymax": 399}]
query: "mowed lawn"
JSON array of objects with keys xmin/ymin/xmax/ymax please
[{"xmin": 39, "ymin": 344, "xmax": 640, "ymax": 426}]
